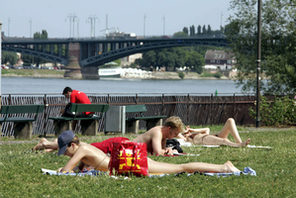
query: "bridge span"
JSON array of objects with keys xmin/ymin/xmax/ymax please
[{"xmin": 2, "ymin": 36, "xmax": 228, "ymax": 79}]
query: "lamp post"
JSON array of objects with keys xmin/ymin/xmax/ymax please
[
  {"xmin": 256, "ymin": 0, "xmax": 262, "ymax": 128},
  {"xmin": 0, "ymin": 21, "xmax": 2, "ymax": 107}
]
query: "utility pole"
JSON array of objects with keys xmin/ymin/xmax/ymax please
[
  {"xmin": 256, "ymin": 0, "xmax": 262, "ymax": 128},
  {"xmin": 67, "ymin": 15, "xmax": 72, "ymax": 37},
  {"xmin": 88, "ymin": 16, "xmax": 98, "ymax": 38},
  {"xmin": 162, "ymin": 16, "xmax": 166, "ymax": 35},
  {"xmin": 29, "ymin": 19, "xmax": 32, "ymax": 38},
  {"xmin": 67, "ymin": 14, "xmax": 78, "ymax": 38},
  {"xmin": 143, "ymin": 14, "xmax": 146, "ymax": 38},
  {"xmin": 0, "ymin": 21, "xmax": 2, "ymax": 107},
  {"xmin": 7, "ymin": 18, "xmax": 10, "ymax": 36}
]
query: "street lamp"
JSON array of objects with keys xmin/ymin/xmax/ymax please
[
  {"xmin": 0, "ymin": 21, "xmax": 2, "ymax": 107},
  {"xmin": 256, "ymin": 0, "xmax": 262, "ymax": 128}
]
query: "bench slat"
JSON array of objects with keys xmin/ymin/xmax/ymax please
[
  {"xmin": 127, "ymin": 115, "xmax": 167, "ymax": 121},
  {"xmin": 125, "ymin": 105, "xmax": 147, "ymax": 113},
  {"xmin": 2, "ymin": 117, "xmax": 36, "ymax": 122},
  {"xmin": 70, "ymin": 104, "xmax": 109, "ymax": 114},
  {"xmin": 0, "ymin": 105, "xmax": 44, "ymax": 114}
]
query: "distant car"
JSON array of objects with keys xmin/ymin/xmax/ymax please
[{"xmin": 23, "ymin": 65, "xmax": 35, "ymax": 69}]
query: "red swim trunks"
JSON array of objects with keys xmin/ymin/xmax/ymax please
[{"xmin": 91, "ymin": 137, "xmax": 130, "ymax": 154}]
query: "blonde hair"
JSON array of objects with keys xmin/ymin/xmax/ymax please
[
  {"xmin": 68, "ymin": 136, "xmax": 80, "ymax": 147},
  {"xmin": 163, "ymin": 116, "xmax": 184, "ymax": 132}
]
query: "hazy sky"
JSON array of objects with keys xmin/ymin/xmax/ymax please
[{"xmin": 0, "ymin": 0, "xmax": 232, "ymax": 38}]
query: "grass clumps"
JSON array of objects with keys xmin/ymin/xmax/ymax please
[{"xmin": 1, "ymin": 127, "xmax": 296, "ymax": 197}]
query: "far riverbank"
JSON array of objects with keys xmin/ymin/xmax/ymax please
[{"xmin": 1, "ymin": 69, "xmax": 231, "ymax": 80}]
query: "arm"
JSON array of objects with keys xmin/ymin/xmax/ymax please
[
  {"xmin": 177, "ymin": 133, "xmax": 187, "ymax": 140},
  {"xmin": 60, "ymin": 148, "xmax": 85, "ymax": 172},
  {"xmin": 151, "ymin": 131, "xmax": 167, "ymax": 156},
  {"xmin": 186, "ymin": 127, "xmax": 210, "ymax": 135},
  {"xmin": 70, "ymin": 93, "xmax": 76, "ymax": 103}
]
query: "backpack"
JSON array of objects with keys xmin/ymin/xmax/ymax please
[{"xmin": 166, "ymin": 139, "xmax": 183, "ymax": 153}]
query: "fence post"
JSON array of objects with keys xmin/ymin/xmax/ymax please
[
  {"xmin": 43, "ymin": 94, "xmax": 47, "ymax": 137},
  {"xmin": 233, "ymin": 93, "xmax": 236, "ymax": 119},
  {"xmin": 107, "ymin": 94, "xmax": 110, "ymax": 105},
  {"xmin": 8, "ymin": 94, "xmax": 11, "ymax": 105},
  {"xmin": 162, "ymin": 94, "xmax": 165, "ymax": 115},
  {"xmin": 135, "ymin": 94, "xmax": 138, "ymax": 104},
  {"xmin": 210, "ymin": 93, "xmax": 213, "ymax": 125},
  {"xmin": 187, "ymin": 94, "xmax": 190, "ymax": 124}
]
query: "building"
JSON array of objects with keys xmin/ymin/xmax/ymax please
[{"xmin": 204, "ymin": 50, "xmax": 235, "ymax": 70}]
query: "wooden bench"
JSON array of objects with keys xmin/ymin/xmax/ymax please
[
  {"xmin": 125, "ymin": 105, "xmax": 167, "ymax": 133},
  {"xmin": 0, "ymin": 104, "xmax": 44, "ymax": 139},
  {"xmin": 48, "ymin": 103, "xmax": 109, "ymax": 136}
]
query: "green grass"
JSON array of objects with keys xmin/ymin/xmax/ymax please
[{"xmin": 1, "ymin": 127, "xmax": 296, "ymax": 197}]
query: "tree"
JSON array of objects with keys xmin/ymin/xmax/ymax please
[
  {"xmin": 182, "ymin": 27, "xmax": 189, "ymax": 35},
  {"xmin": 185, "ymin": 50, "xmax": 204, "ymax": 74},
  {"xmin": 1, "ymin": 51, "xmax": 18, "ymax": 65},
  {"xmin": 32, "ymin": 30, "xmax": 49, "ymax": 66},
  {"xmin": 197, "ymin": 25, "xmax": 202, "ymax": 35},
  {"xmin": 227, "ymin": 0, "xmax": 296, "ymax": 94},
  {"xmin": 207, "ymin": 25, "xmax": 212, "ymax": 34},
  {"xmin": 173, "ymin": 31, "xmax": 188, "ymax": 37},
  {"xmin": 202, "ymin": 25, "xmax": 207, "ymax": 34},
  {"xmin": 189, "ymin": 25, "xmax": 195, "ymax": 36}
]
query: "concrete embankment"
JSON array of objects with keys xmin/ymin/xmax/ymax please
[{"xmin": 2, "ymin": 69, "xmax": 230, "ymax": 80}]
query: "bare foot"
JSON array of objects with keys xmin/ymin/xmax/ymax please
[
  {"xmin": 32, "ymin": 138, "xmax": 48, "ymax": 151},
  {"xmin": 224, "ymin": 161, "xmax": 240, "ymax": 173},
  {"xmin": 44, "ymin": 149, "xmax": 55, "ymax": 152},
  {"xmin": 240, "ymin": 138, "xmax": 251, "ymax": 147}
]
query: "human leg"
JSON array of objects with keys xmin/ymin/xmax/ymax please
[
  {"xmin": 33, "ymin": 138, "xmax": 58, "ymax": 151},
  {"xmin": 216, "ymin": 118, "xmax": 243, "ymax": 143},
  {"xmin": 147, "ymin": 158, "xmax": 240, "ymax": 174},
  {"xmin": 201, "ymin": 135, "xmax": 250, "ymax": 147}
]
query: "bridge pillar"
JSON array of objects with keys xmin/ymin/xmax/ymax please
[
  {"xmin": 81, "ymin": 67, "xmax": 100, "ymax": 79},
  {"xmin": 64, "ymin": 43, "xmax": 82, "ymax": 79}
]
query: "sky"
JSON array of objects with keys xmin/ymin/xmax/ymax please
[{"xmin": 0, "ymin": 0, "xmax": 233, "ymax": 38}]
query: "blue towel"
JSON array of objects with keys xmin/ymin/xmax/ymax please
[
  {"xmin": 41, "ymin": 168, "xmax": 107, "ymax": 176},
  {"xmin": 42, "ymin": 167, "xmax": 256, "ymax": 177},
  {"xmin": 202, "ymin": 167, "xmax": 256, "ymax": 177},
  {"xmin": 149, "ymin": 167, "xmax": 256, "ymax": 178}
]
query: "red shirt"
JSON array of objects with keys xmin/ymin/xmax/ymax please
[
  {"xmin": 70, "ymin": 90, "xmax": 91, "ymax": 104},
  {"xmin": 70, "ymin": 90, "xmax": 91, "ymax": 115}
]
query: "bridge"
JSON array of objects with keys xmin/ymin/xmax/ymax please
[{"xmin": 2, "ymin": 35, "xmax": 229, "ymax": 79}]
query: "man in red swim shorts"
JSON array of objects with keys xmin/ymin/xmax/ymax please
[
  {"xmin": 90, "ymin": 137, "xmax": 130, "ymax": 154},
  {"xmin": 33, "ymin": 135, "xmax": 130, "ymax": 155}
]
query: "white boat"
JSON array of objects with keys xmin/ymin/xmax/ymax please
[{"xmin": 98, "ymin": 67, "xmax": 122, "ymax": 78}]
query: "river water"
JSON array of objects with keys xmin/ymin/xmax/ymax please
[{"xmin": 1, "ymin": 77, "xmax": 246, "ymax": 96}]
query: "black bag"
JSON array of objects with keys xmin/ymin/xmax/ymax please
[
  {"xmin": 62, "ymin": 103, "xmax": 75, "ymax": 118},
  {"xmin": 166, "ymin": 139, "xmax": 183, "ymax": 153}
]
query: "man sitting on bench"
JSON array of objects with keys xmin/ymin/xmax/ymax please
[{"xmin": 61, "ymin": 87, "xmax": 92, "ymax": 129}]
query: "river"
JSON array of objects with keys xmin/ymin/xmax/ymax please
[{"xmin": 1, "ymin": 77, "xmax": 246, "ymax": 95}]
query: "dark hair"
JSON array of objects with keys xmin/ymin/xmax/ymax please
[{"xmin": 62, "ymin": 87, "xmax": 72, "ymax": 95}]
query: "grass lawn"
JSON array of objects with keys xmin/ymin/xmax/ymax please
[{"xmin": 0, "ymin": 127, "xmax": 296, "ymax": 198}]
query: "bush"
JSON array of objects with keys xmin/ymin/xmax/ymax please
[
  {"xmin": 249, "ymin": 96, "xmax": 296, "ymax": 126},
  {"xmin": 178, "ymin": 72, "xmax": 185, "ymax": 79}
]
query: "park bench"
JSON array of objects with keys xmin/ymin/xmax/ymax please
[
  {"xmin": 48, "ymin": 103, "xmax": 109, "ymax": 136},
  {"xmin": 0, "ymin": 104, "xmax": 44, "ymax": 139},
  {"xmin": 125, "ymin": 104, "xmax": 167, "ymax": 133}
]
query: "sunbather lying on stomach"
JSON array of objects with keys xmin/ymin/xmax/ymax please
[{"xmin": 57, "ymin": 130, "xmax": 241, "ymax": 174}]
